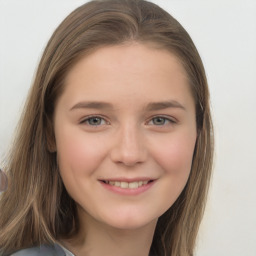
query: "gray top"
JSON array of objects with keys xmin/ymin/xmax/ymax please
[
  {"xmin": 1, "ymin": 245, "xmax": 156, "ymax": 256},
  {"xmin": 1, "ymin": 244, "xmax": 75, "ymax": 256}
]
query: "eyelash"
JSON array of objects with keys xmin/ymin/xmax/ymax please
[
  {"xmin": 80, "ymin": 115, "xmax": 109, "ymax": 126},
  {"xmin": 147, "ymin": 116, "xmax": 176, "ymax": 126},
  {"xmin": 80, "ymin": 115, "xmax": 176, "ymax": 127}
]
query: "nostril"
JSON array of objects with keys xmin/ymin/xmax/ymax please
[{"xmin": 110, "ymin": 132, "xmax": 147, "ymax": 166}]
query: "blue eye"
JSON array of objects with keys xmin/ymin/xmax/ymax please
[
  {"xmin": 149, "ymin": 116, "xmax": 175, "ymax": 126},
  {"xmin": 82, "ymin": 116, "xmax": 107, "ymax": 126}
]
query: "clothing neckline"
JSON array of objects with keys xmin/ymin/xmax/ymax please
[{"xmin": 57, "ymin": 243, "xmax": 75, "ymax": 256}]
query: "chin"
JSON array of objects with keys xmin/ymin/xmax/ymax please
[{"xmin": 100, "ymin": 211, "xmax": 158, "ymax": 231}]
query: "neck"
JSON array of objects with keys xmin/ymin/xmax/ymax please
[{"xmin": 61, "ymin": 209, "xmax": 157, "ymax": 256}]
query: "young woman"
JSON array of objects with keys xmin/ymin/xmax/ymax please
[{"xmin": 0, "ymin": 0, "xmax": 214, "ymax": 255}]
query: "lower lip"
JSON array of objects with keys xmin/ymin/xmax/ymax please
[{"xmin": 99, "ymin": 180, "xmax": 155, "ymax": 196}]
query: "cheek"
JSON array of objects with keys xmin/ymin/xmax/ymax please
[
  {"xmin": 55, "ymin": 127, "xmax": 108, "ymax": 177},
  {"xmin": 146, "ymin": 131, "xmax": 197, "ymax": 217},
  {"xmin": 152, "ymin": 132, "xmax": 196, "ymax": 178}
]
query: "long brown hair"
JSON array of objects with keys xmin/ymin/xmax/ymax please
[{"xmin": 0, "ymin": 0, "xmax": 214, "ymax": 255}]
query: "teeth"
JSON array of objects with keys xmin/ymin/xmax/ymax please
[
  {"xmin": 129, "ymin": 182, "xmax": 139, "ymax": 189},
  {"xmin": 104, "ymin": 180, "xmax": 150, "ymax": 189},
  {"xmin": 120, "ymin": 182, "xmax": 129, "ymax": 188}
]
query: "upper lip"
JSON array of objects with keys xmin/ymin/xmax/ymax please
[{"xmin": 99, "ymin": 177, "xmax": 156, "ymax": 182}]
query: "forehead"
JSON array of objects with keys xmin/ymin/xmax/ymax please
[
  {"xmin": 66, "ymin": 42, "xmax": 187, "ymax": 79},
  {"xmin": 60, "ymin": 42, "xmax": 194, "ymax": 110}
]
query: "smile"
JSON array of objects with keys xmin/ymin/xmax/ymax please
[
  {"xmin": 102, "ymin": 180, "xmax": 151, "ymax": 189},
  {"xmin": 99, "ymin": 179, "xmax": 155, "ymax": 195}
]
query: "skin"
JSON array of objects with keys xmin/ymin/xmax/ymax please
[{"xmin": 54, "ymin": 42, "xmax": 197, "ymax": 256}]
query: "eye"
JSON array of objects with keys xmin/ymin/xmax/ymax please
[
  {"xmin": 148, "ymin": 116, "xmax": 176, "ymax": 126},
  {"xmin": 81, "ymin": 116, "xmax": 108, "ymax": 126}
]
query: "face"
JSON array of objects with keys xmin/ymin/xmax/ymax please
[{"xmin": 54, "ymin": 43, "xmax": 197, "ymax": 230}]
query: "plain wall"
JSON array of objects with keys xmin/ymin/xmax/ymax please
[{"xmin": 1, "ymin": 0, "xmax": 256, "ymax": 255}]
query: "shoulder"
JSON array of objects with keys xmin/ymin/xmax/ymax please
[{"xmin": 10, "ymin": 244, "xmax": 66, "ymax": 256}]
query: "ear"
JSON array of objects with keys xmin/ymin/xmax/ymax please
[{"xmin": 46, "ymin": 117, "xmax": 56, "ymax": 152}]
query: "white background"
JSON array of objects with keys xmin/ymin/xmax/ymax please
[{"xmin": 1, "ymin": 0, "xmax": 256, "ymax": 255}]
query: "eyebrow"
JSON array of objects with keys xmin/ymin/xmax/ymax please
[
  {"xmin": 145, "ymin": 100, "xmax": 186, "ymax": 111},
  {"xmin": 69, "ymin": 100, "xmax": 186, "ymax": 111},
  {"xmin": 70, "ymin": 101, "xmax": 113, "ymax": 111}
]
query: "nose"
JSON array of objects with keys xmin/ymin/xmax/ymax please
[{"xmin": 110, "ymin": 124, "xmax": 147, "ymax": 167}]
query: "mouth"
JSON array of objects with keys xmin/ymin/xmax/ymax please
[
  {"xmin": 100, "ymin": 180, "xmax": 154, "ymax": 189},
  {"xmin": 99, "ymin": 178, "xmax": 156, "ymax": 195}
]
